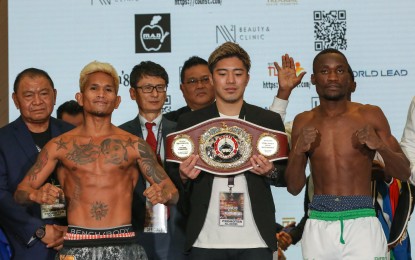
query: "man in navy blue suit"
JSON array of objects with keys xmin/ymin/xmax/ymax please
[{"xmin": 0, "ymin": 68, "xmax": 74, "ymax": 259}]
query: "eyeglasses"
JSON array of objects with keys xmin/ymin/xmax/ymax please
[
  {"xmin": 185, "ymin": 76, "xmax": 210, "ymax": 86},
  {"xmin": 136, "ymin": 84, "xmax": 167, "ymax": 93}
]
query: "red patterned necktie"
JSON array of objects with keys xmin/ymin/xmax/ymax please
[
  {"xmin": 145, "ymin": 122, "xmax": 157, "ymax": 152},
  {"xmin": 145, "ymin": 122, "xmax": 162, "ymax": 165}
]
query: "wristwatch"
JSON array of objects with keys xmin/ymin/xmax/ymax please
[
  {"xmin": 35, "ymin": 225, "xmax": 46, "ymax": 239},
  {"xmin": 267, "ymin": 167, "xmax": 279, "ymax": 179}
]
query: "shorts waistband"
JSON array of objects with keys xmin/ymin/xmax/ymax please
[
  {"xmin": 65, "ymin": 225, "xmax": 135, "ymax": 241},
  {"xmin": 309, "ymin": 208, "xmax": 376, "ymax": 221},
  {"xmin": 309, "ymin": 195, "xmax": 373, "ymax": 212},
  {"xmin": 309, "ymin": 208, "xmax": 376, "ymax": 245}
]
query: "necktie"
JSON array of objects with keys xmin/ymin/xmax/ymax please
[
  {"xmin": 145, "ymin": 122, "xmax": 157, "ymax": 152},
  {"xmin": 145, "ymin": 122, "xmax": 162, "ymax": 165}
]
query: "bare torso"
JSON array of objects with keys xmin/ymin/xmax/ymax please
[
  {"xmin": 299, "ymin": 102, "xmax": 375, "ymax": 196},
  {"xmin": 53, "ymin": 128, "xmax": 140, "ymax": 228}
]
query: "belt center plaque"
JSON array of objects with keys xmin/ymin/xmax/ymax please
[{"xmin": 166, "ymin": 118, "xmax": 288, "ymax": 175}]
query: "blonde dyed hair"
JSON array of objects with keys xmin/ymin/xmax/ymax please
[
  {"xmin": 79, "ymin": 61, "xmax": 120, "ymax": 93},
  {"xmin": 208, "ymin": 42, "xmax": 251, "ymax": 73}
]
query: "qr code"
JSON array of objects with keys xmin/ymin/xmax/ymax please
[{"xmin": 314, "ymin": 10, "xmax": 347, "ymax": 51}]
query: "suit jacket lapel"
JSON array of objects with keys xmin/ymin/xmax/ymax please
[
  {"xmin": 128, "ymin": 116, "xmax": 144, "ymax": 139},
  {"xmin": 50, "ymin": 118, "xmax": 62, "ymax": 138},
  {"xmin": 12, "ymin": 117, "xmax": 39, "ymax": 165},
  {"xmin": 239, "ymin": 101, "xmax": 248, "ymax": 120},
  {"xmin": 161, "ymin": 117, "xmax": 175, "ymax": 139}
]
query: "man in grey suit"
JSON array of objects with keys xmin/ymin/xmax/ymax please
[{"xmin": 119, "ymin": 61, "xmax": 186, "ymax": 260}]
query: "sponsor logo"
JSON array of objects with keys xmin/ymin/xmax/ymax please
[
  {"xmin": 216, "ymin": 25, "xmax": 271, "ymax": 43},
  {"xmin": 119, "ymin": 70, "xmax": 131, "ymax": 88},
  {"xmin": 91, "ymin": 0, "xmax": 139, "ymax": 6},
  {"xmin": 135, "ymin": 14, "xmax": 171, "ymax": 53},
  {"xmin": 353, "ymin": 69, "xmax": 408, "ymax": 78},
  {"xmin": 175, "ymin": 0, "xmax": 222, "ymax": 6},
  {"xmin": 266, "ymin": 0, "xmax": 298, "ymax": 6}
]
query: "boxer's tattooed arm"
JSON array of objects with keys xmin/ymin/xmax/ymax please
[
  {"xmin": 54, "ymin": 138, "xmax": 68, "ymax": 151},
  {"xmin": 90, "ymin": 201, "xmax": 108, "ymax": 221},
  {"xmin": 15, "ymin": 149, "xmax": 50, "ymax": 204},
  {"xmin": 28, "ymin": 148, "xmax": 49, "ymax": 182},
  {"xmin": 137, "ymin": 139, "xmax": 166, "ymax": 184}
]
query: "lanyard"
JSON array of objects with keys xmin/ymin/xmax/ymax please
[
  {"xmin": 228, "ymin": 176, "xmax": 235, "ymax": 194},
  {"xmin": 225, "ymin": 110, "xmax": 245, "ymax": 194},
  {"xmin": 155, "ymin": 123, "xmax": 163, "ymax": 160}
]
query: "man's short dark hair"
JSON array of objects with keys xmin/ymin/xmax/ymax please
[
  {"xmin": 208, "ymin": 42, "xmax": 251, "ymax": 74},
  {"xmin": 312, "ymin": 48, "xmax": 354, "ymax": 81},
  {"xmin": 57, "ymin": 100, "xmax": 83, "ymax": 119},
  {"xmin": 129, "ymin": 61, "xmax": 169, "ymax": 89},
  {"xmin": 13, "ymin": 68, "xmax": 54, "ymax": 93},
  {"xmin": 180, "ymin": 56, "xmax": 208, "ymax": 83}
]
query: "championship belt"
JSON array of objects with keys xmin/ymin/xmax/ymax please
[
  {"xmin": 166, "ymin": 118, "xmax": 288, "ymax": 175},
  {"xmin": 373, "ymin": 180, "xmax": 414, "ymax": 248},
  {"xmin": 388, "ymin": 181, "xmax": 414, "ymax": 247}
]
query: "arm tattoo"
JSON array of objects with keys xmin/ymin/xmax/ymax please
[
  {"xmin": 66, "ymin": 139, "xmax": 100, "ymax": 165},
  {"xmin": 138, "ymin": 140, "xmax": 167, "ymax": 184},
  {"xmin": 28, "ymin": 148, "xmax": 48, "ymax": 181},
  {"xmin": 54, "ymin": 138, "xmax": 68, "ymax": 151},
  {"xmin": 90, "ymin": 201, "xmax": 108, "ymax": 221},
  {"xmin": 100, "ymin": 138, "xmax": 128, "ymax": 165}
]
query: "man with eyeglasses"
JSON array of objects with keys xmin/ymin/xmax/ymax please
[
  {"xmin": 119, "ymin": 61, "xmax": 187, "ymax": 260},
  {"xmin": 164, "ymin": 56, "xmax": 215, "ymax": 123}
]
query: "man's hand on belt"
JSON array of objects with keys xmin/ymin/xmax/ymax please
[
  {"xmin": 179, "ymin": 155, "xmax": 201, "ymax": 182},
  {"xmin": 249, "ymin": 155, "xmax": 274, "ymax": 176}
]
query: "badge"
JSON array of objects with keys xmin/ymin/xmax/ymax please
[
  {"xmin": 143, "ymin": 201, "xmax": 168, "ymax": 233},
  {"xmin": 219, "ymin": 192, "xmax": 244, "ymax": 227},
  {"xmin": 41, "ymin": 185, "xmax": 67, "ymax": 219}
]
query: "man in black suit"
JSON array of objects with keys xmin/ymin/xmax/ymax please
[
  {"xmin": 119, "ymin": 61, "xmax": 187, "ymax": 260},
  {"xmin": 177, "ymin": 42, "xmax": 288, "ymax": 260},
  {"xmin": 164, "ymin": 56, "xmax": 215, "ymax": 122}
]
